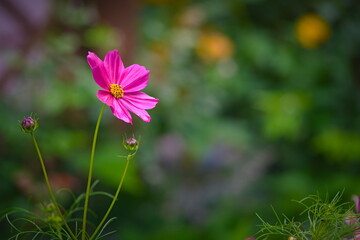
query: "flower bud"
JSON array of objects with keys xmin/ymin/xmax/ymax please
[
  {"xmin": 123, "ymin": 138, "xmax": 139, "ymax": 151},
  {"xmin": 43, "ymin": 203, "xmax": 56, "ymax": 213},
  {"xmin": 21, "ymin": 117, "xmax": 38, "ymax": 133}
]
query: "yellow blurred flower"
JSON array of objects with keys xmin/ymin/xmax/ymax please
[
  {"xmin": 196, "ymin": 31, "xmax": 234, "ymax": 62},
  {"xmin": 295, "ymin": 14, "xmax": 330, "ymax": 49}
]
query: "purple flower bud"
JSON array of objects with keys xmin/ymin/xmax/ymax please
[
  {"xmin": 353, "ymin": 195, "xmax": 360, "ymax": 213},
  {"xmin": 21, "ymin": 117, "xmax": 38, "ymax": 133},
  {"xmin": 123, "ymin": 138, "xmax": 139, "ymax": 151}
]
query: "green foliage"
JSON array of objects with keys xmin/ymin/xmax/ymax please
[
  {"xmin": 84, "ymin": 25, "xmax": 121, "ymax": 51},
  {"xmin": 313, "ymin": 128, "xmax": 360, "ymax": 162},
  {"xmin": 257, "ymin": 193, "xmax": 358, "ymax": 240},
  {"xmin": 2, "ymin": 181, "xmax": 118, "ymax": 240},
  {"xmin": 255, "ymin": 91, "xmax": 311, "ymax": 139}
]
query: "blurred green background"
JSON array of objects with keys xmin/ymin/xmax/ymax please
[{"xmin": 1, "ymin": 0, "xmax": 360, "ymax": 239}]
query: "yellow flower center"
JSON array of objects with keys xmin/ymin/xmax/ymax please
[{"xmin": 110, "ymin": 84, "xmax": 124, "ymax": 98}]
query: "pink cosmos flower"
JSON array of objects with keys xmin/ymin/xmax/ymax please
[
  {"xmin": 87, "ymin": 50, "xmax": 159, "ymax": 124},
  {"xmin": 344, "ymin": 195, "xmax": 360, "ymax": 240}
]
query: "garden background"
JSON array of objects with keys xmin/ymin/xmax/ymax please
[{"xmin": 1, "ymin": 0, "xmax": 360, "ymax": 239}]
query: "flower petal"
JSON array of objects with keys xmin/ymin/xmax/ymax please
[
  {"xmin": 111, "ymin": 99, "xmax": 133, "ymax": 124},
  {"xmin": 104, "ymin": 50, "xmax": 124, "ymax": 84},
  {"xmin": 87, "ymin": 51, "xmax": 102, "ymax": 69},
  {"xmin": 97, "ymin": 90, "xmax": 114, "ymax": 107},
  {"xmin": 87, "ymin": 52, "xmax": 110, "ymax": 89},
  {"xmin": 123, "ymin": 92, "xmax": 159, "ymax": 109},
  {"xmin": 120, "ymin": 98, "xmax": 152, "ymax": 122},
  {"xmin": 121, "ymin": 64, "xmax": 150, "ymax": 92}
]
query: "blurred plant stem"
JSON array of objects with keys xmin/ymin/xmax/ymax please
[
  {"xmin": 89, "ymin": 150, "xmax": 136, "ymax": 240},
  {"xmin": 57, "ymin": 226, "xmax": 64, "ymax": 240},
  {"xmin": 82, "ymin": 103, "xmax": 106, "ymax": 240},
  {"xmin": 31, "ymin": 133, "xmax": 76, "ymax": 240}
]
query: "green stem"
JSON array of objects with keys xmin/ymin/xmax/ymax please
[
  {"xmin": 56, "ymin": 226, "xmax": 63, "ymax": 240},
  {"xmin": 89, "ymin": 152, "xmax": 135, "ymax": 240},
  {"xmin": 31, "ymin": 133, "xmax": 76, "ymax": 240},
  {"xmin": 82, "ymin": 104, "xmax": 106, "ymax": 240}
]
